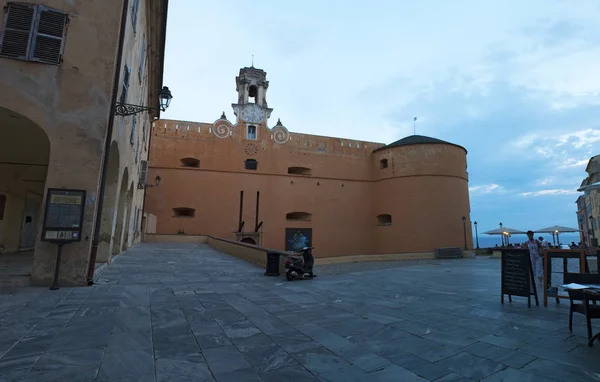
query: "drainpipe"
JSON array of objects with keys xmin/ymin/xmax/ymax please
[{"xmin": 86, "ymin": 0, "xmax": 130, "ymax": 285}]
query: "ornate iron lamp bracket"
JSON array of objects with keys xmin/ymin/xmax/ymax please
[{"xmin": 115, "ymin": 102, "xmax": 159, "ymax": 116}]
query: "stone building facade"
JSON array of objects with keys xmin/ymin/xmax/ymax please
[
  {"xmin": 578, "ymin": 155, "xmax": 600, "ymax": 246},
  {"xmin": 0, "ymin": 0, "xmax": 169, "ymax": 285},
  {"xmin": 146, "ymin": 67, "xmax": 473, "ymax": 257}
]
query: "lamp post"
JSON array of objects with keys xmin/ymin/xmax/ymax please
[
  {"xmin": 499, "ymin": 222, "xmax": 504, "ymax": 246},
  {"xmin": 462, "ymin": 216, "xmax": 468, "ymax": 250},
  {"xmin": 474, "ymin": 221, "xmax": 479, "ymax": 249},
  {"xmin": 115, "ymin": 86, "xmax": 173, "ymax": 116}
]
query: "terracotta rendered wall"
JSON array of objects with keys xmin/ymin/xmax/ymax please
[
  {"xmin": 146, "ymin": 120, "xmax": 379, "ymax": 257},
  {"xmin": 146, "ymin": 119, "xmax": 473, "ymax": 257},
  {"xmin": 372, "ymin": 144, "xmax": 473, "ymax": 253}
]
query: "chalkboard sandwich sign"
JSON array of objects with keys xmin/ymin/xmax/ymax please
[{"xmin": 501, "ymin": 249, "xmax": 539, "ymax": 307}]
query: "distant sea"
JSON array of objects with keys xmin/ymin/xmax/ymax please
[{"xmin": 475, "ymin": 233, "xmax": 582, "ymax": 248}]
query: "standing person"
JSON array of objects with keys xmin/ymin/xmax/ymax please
[
  {"xmin": 538, "ymin": 236, "xmax": 549, "ymax": 249},
  {"xmin": 527, "ymin": 230, "xmax": 544, "ymax": 284}
]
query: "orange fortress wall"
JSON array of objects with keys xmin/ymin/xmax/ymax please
[{"xmin": 145, "ymin": 67, "xmax": 473, "ymax": 257}]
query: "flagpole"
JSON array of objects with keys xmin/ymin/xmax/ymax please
[{"xmin": 413, "ymin": 117, "xmax": 417, "ymax": 135}]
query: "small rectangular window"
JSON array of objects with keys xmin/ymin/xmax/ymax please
[
  {"xmin": 247, "ymin": 125, "xmax": 257, "ymax": 140},
  {"xmin": 380, "ymin": 158, "xmax": 388, "ymax": 169},
  {"xmin": 0, "ymin": 3, "xmax": 68, "ymax": 65},
  {"xmin": 173, "ymin": 208, "xmax": 195, "ymax": 218},
  {"xmin": 245, "ymin": 159, "xmax": 257, "ymax": 170}
]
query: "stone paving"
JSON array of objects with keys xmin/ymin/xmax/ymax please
[{"xmin": 0, "ymin": 243, "xmax": 599, "ymax": 382}]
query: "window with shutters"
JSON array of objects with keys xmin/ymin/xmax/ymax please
[
  {"xmin": 139, "ymin": 160, "xmax": 148, "ymax": 185},
  {"xmin": 120, "ymin": 65, "xmax": 131, "ymax": 104},
  {"xmin": 0, "ymin": 3, "xmax": 68, "ymax": 65},
  {"xmin": 139, "ymin": 37, "xmax": 146, "ymax": 82},
  {"xmin": 132, "ymin": 0, "xmax": 140, "ymax": 32}
]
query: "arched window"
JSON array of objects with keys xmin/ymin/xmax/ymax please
[
  {"xmin": 173, "ymin": 208, "xmax": 195, "ymax": 218},
  {"xmin": 249, "ymin": 85, "xmax": 258, "ymax": 103},
  {"xmin": 288, "ymin": 167, "xmax": 312, "ymax": 176},
  {"xmin": 180, "ymin": 157, "xmax": 200, "ymax": 168},
  {"xmin": 377, "ymin": 214, "xmax": 392, "ymax": 226},
  {"xmin": 245, "ymin": 158, "xmax": 258, "ymax": 170},
  {"xmin": 286, "ymin": 212, "xmax": 312, "ymax": 221},
  {"xmin": 380, "ymin": 158, "xmax": 388, "ymax": 169}
]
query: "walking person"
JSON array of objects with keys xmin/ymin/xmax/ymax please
[{"xmin": 526, "ymin": 230, "xmax": 544, "ymax": 284}]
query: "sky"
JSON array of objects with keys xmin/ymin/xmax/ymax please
[{"xmin": 162, "ymin": 0, "xmax": 600, "ymax": 233}]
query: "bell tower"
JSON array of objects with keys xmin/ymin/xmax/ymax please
[{"xmin": 232, "ymin": 67, "xmax": 273, "ymax": 125}]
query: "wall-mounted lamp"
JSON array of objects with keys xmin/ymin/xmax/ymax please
[
  {"xmin": 116, "ymin": 86, "xmax": 173, "ymax": 116},
  {"xmin": 138, "ymin": 175, "xmax": 161, "ymax": 189}
]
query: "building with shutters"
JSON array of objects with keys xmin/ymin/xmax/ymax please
[
  {"xmin": 145, "ymin": 66, "xmax": 474, "ymax": 258},
  {"xmin": 0, "ymin": 0, "xmax": 169, "ymax": 286},
  {"xmin": 577, "ymin": 155, "xmax": 600, "ymax": 247}
]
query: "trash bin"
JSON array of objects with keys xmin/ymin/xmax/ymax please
[{"xmin": 264, "ymin": 251, "xmax": 280, "ymax": 276}]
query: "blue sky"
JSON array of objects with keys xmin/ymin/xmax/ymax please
[{"xmin": 162, "ymin": 0, "xmax": 600, "ymax": 233}]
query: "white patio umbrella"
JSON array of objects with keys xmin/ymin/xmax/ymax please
[
  {"xmin": 534, "ymin": 225, "xmax": 580, "ymax": 246},
  {"xmin": 483, "ymin": 227, "xmax": 526, "ymax": 246}
]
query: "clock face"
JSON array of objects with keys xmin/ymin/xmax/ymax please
[
  {"xmin": 241, "ymin": 104, "xmax": 265, "ymax": 123},
  {"xmin": 244, "ymin": 142, "xmax": 258, "ymax": 156}
]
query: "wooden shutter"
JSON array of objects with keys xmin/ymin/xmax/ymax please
[
  {"xmin": 132, "ymin": 0, "xmax": 139, "ymax": 31},
  {"xmin": 140, "ymin": 160, "xmax": 148, "ymax": 184},
  {"xmin": 120, "ymin": 65, "xmax": 130, "ymax": 104},
  {"xmin": 29, "ymin": 6, "xmax": 67, "ymax": 64},
  {"xmin": 138, "ymin": 38, "xmax": 146, "ymax": 82},
  {"xmin": 0, "ymin": 3, "xmax": 36, "ymax": 60},
  {"xmin": 130, "ymin": 114, "xmax": 137, "ymax": 145}
]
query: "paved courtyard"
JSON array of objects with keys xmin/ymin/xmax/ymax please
[{"xmin": 0, "ymin": 243, "xmax": 599, "ymax": 382}]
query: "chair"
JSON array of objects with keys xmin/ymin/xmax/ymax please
[
  {"xmin": 583, "ymin": 289, "xmax": 600, "ymax": 347},
  {"xmin": 564, "ymin": 273, "xmax": 600, "ymax": 332}
]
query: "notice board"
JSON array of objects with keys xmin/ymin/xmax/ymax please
[
  {"xmin": 41, "ymin": 189, "xmax": 86, "ymax": 243},
  {"xmin": 501, "ymin": 249, "xmax": 538, "ymax": 307}
]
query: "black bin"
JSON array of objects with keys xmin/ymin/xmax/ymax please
[{"xmin": 264, "ymin": 251, "xmax": 280, "ymax": 276}]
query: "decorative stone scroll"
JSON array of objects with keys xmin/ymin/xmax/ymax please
[
  {"xmin": 213, "ymin": 114, "xmax": 232, "ymax": 139},
  {"xmin": 271, "ymin": 118, "xmax": 290, "ymax": 144}
]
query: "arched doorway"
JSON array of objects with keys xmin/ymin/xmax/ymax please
[
  {"xmin": 0, "ymin": 107, "xmax": 50, "ymax": 285},
  {"xmin": 240, "ymin": 237, "xmax": 256, "ymax": 245},
  {"xmin": 97, "ymin": 141, "xmax": 119, "ymax": 263},
  {"xmin": 112, "ymin": 168, "xmax": 129, "ymax": 256}
]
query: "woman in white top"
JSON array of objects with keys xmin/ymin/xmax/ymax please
[{"xmin": 526, "ymin": 230, "xmax": 544, "ymax": 284}]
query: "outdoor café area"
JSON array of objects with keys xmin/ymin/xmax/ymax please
[{"xmin": 498, "ymin": 237, "xmax": 600, "ymax": 348}]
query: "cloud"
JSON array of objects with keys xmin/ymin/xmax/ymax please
[
  {"xmin": 162, "ymin": 0, "xmax": 600, "ymax": 232},
  {"xmin": 519, "ymin": 189, "xmax": 579, "ymax": 197},
  {"xmin": 469, "ymin": 184, "xmax": 505, "ymax": 195}
]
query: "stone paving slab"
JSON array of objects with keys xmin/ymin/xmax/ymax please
[{"xmin": 0, "ymin": 243, "xmax": 599, "ymax": 381}]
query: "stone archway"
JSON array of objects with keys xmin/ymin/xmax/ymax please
[
  {"xmin": 112, "ymin": 168, "xmax": 129, "ymax": 256},
  {"xmin": 122, "ymin": 183, "xmax": 134, "ymax": 251},
  {"xmin": 0, "ymin": 107, "xmax": 50, "ymax": 285},
  {"xmin": 240, "ymin": 237, "xmax": 256, "ymax": 245},
  {"xmin": 97, "ymin": 141, "xmax": 119, "ymax": 263}
]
